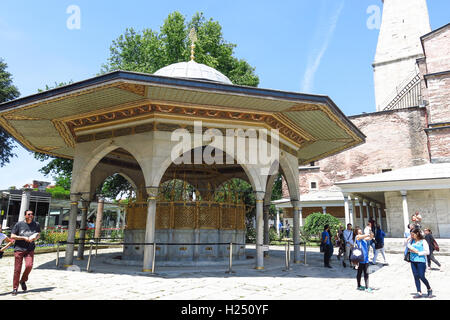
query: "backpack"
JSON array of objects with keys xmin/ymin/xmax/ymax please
[{"xmin": 350, "ymin": 242, "xmax": 364, "ymax": 264}]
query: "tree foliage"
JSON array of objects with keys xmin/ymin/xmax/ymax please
[
  {"xmin": 302, "ymin": 212, "xmax": 342, "ymax": 239},
  {"xmin": 0, "ymin": 58, "xmax": 20, "ymax": 167},
  {"xmin": 101, "ymin": 11, "xmax": 259, "ymax": 87}
]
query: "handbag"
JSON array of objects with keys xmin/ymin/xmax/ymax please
[
  {"xmin": 350, "ymin": 243, "xmax": 364, "ymax": 263},
  {"xmin": 404, "ymin": 251, "xmax": 411, "ymax": 262},
  {"xmin": 433, "ymin": 240, "xmax": 440, "ymax": 252},
  {"xmin": 320, "ymin": 242, "xmax": 325, "ymax": 253}
]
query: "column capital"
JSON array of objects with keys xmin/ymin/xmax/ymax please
[
  {"xmin": 370, "ymin": 202, "xmax": 375, "ymax": 207},
  {"xmin": 70, "ymin": 193, "xmax": 82, "ymax": 202},
  {"xmin": 376, "ymin": 203, "xmax": 381, "ymax": 208},
  {"xmin": 254, "ymin": 191, "xmax": 265, "ymax": 201},
  {"xmin": 146, "ymin": 186, "xmax": 159, "ymax": 200},
  {"xmin": 362, "ymin": 200, "xmax": 368, "ymax": 206},
  {"xmin": 400, "ymin": 190, "xmax": 407, "ymax": 196},
  {"xmin": 291, "ymin": 200, "xmax": 301, "ymax": 210}
]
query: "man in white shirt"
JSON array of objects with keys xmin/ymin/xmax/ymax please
[{"xmin": 343, "ymin": 223, "xmax": 354, "ymax": 268}]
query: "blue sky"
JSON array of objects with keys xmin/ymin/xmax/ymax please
[{"xmin": 0, "ymin": 0, "xmax": 449, "ymax": 189}]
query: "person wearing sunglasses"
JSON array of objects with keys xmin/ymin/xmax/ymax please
[{"xmin": 10, "ymin": 210, "xmax": 41, "ymax": 296}]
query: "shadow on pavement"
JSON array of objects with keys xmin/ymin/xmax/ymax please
[
  {"xmin": 34, "ymin": 247, "xmax": 389, "ymax": 280},
  {"xmin": 0, "ymin": 287, "xmax": 56, "ymax": 297}
]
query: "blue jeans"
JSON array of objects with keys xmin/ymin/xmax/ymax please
[{"xmin": 410, "ymin": 261, "xmax": 431, "ymax": 293}]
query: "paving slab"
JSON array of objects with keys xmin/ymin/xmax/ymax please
[{"xmin": 0, "ymin": 245, "xmax": 449, "ymax": 300}]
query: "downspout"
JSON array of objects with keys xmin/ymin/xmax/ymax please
[{"xmin": 424, "ymin": 107, "xmax": 432, "ymax": 162}]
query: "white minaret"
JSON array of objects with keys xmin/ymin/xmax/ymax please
[{"xmin": 373, "ymin": 0, "xmax": 431, "ymax": 111}]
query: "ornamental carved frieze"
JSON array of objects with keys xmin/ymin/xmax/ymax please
[{"xmin": 64, "ymin": 102, "xmax": 309, "ymax": 150}]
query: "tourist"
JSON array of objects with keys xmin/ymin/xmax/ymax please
[
  {"xmin": 412, "ymin": 211, "xmax": 423, "ymax": 228},
  {"xmin": 406, "ymin": 228, "xmax": 433, "ymax": 298},
  {"xmin": 354, "ymin": 227, "xmax": 374, "ymax": 292},
  {"xmin": 336, "ymin": 226, "xmax": 345, "ymax": 263},
  {"xmin": 0, "ymin": 226, "xmax": 14, "ymax": 259},
  {"xmin": 285, "ymin": 221, "xmax": 290, "ymax": 238},
  {"xmin": 364, "ymin": 221, "xmax": 376, "ymax": 261},
  {"xmin": 423, "ymin": 228, "xmax": 441, "ymax": 271},
  {"xmin": 321, "ymin": 224, "xmax": 333, "ymax": 268},
  {"xmin": 343, "ymin": 223, "xmax": 354, "ymax": 268},
  {"xmin": 10, "ymin": 210, "xmax": 41, "ymax": 296},
  {"xmin": 373, "ymin": 224, "xmax": 388, "ymax": 265},
  {"xmin": 87, "ymin": 218, "xmax": 95, "ymax": 229}
]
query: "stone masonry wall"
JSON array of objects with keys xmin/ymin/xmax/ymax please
[
  {"xmin": 385, "ymin": 189, "xmax": 450, "ymax": 238},
  {"xmin": 287, "ymin": 107, "xmax": 430, "ymax": 196},
  {"xmin": 427, "ymin": 75, "xmax": 450, "ymax": 124},
  {"xmin": 422, "ymin": 26, "xmax": 450, "ymax": 74}
]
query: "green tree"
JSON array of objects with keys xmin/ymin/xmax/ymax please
[
  {"xmin": 101, "ymin": 11, "xmax": 259, "ymax": 87},
  {"xmin": 303, "ymin": 212, "xmax": 342, "ymax": 240},
  {"xmin": 0, "ymin": 58, "xmax": 20, "ymax": 167}
]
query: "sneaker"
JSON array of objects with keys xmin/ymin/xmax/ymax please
[
  {"xmin": 365, "ymin": 288, "xmax": 373, "ymax": 293},
  {"xmin": 413, "ymin": 293, "xmax": 423, "ymax": 299},
  {"xmin": 369, "ymin": 262, "xmax": 376, "ymax": 265},
  {"xmin": 427, "ymin": 289, "xmax": 433, "ymax": 298},
  {"xmin": 357, "ymin": 286, "xmax": 366, "ymax": 291},
  {"xmin": 343, "ymin": 262, "xmax": 347, "ymax": 268},
  {"xmin": 326, "ymin": 265, "xmax": 332, "ymax": 268},
  {"xmin": 12, "ymin": 289, "xmax": 18, "ymax": 296},
  {"xmin": 20, "ymin": 281, "xmax": 27, "ymax": 292}
]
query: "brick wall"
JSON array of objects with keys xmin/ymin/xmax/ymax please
[
  {"xmin": 426, "ymin": 75, "xmax": 450, "ymax": 124},
  {"xmin": 422, "ymin": 26, "xmax": 450, "ymax": 74},
  {"xmin": 295, "ymin": 107, "xmax": 429, "ymax": 195}
]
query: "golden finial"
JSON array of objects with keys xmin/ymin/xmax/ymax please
[{"xmin": 189, "ymin": 28, "xmax": 198, "ymax": 61}]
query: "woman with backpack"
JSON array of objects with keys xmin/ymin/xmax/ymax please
[
  {"xmin": 423, "ymin": 228, "xmax": 441, "ymax": 271},
  {"xmin": 407, "ymin": 228, "xmax": 433, "ymax": 298},
  {"xmin": 353, "ymin": 227, "xmax": 374, "ymax": 293}
]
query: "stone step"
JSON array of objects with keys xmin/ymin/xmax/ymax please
[{"xmin": 383, "ymin": 238, "xmax": 450, "ymax": 256}]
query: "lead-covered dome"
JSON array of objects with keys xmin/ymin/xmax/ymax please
[{"xmin": 154, "ymin": 60, "xmax": 233, "ymax": 85}]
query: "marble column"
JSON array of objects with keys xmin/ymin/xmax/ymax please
[
  {"xmin": 364, "ymin": 201, "xmax": 370, "ymax": 223},
  {"xmin": 371, "ymin": 202, "xmax": 377, "ymax": 221},
  {"xmin": 299, "ymin": 207, "xmax": 303, "ymax": 227},
  {"xmin": 322, "ymin": 206, "xmax": 327, "ymax": 215},
  {"xmin": 401, "ymin": 191, "xmax": 409, "ymax": 233},
  {"xmin": 276, "ymin": 208, "xmax": 280, "ymax": 236},
  {"xmin": 94, "ymin": 197, "xmax": 104, "ymax": 239},
  {"xmin": 255, "ymin": 191, "xmax": 265, "ymax": 270},
  {"xmin": 18, "ymin": 189, "xmax": 32, "ymax": 222},
  {"xmin": 77, "ymin": 198, "xmax": 90, "ymax": 260},
  {"xmin": 377, "ymin": 204, "xmax": 382, "ymax": 229},
  {"xmin": 351, "ymin": 196, "xmax": 357, "ymax": 226},
  {"xmin": 292, "ymin": 200, "xmax": 301, "ymax": 263},
  {"xmin": 143, "ymin": 187, "xmax": 158, "ymax": 272},
  {"xmin": 64, "ymin": 193, "xmax": 81, "ymax": 267},
  {"xmin": 357, "ymin": 198, "xmax": 363, "ymax": 228},
  {"xmin": 263, "ymin": 204, "xmax": 270, "ymax": 257},
  {"xmin": 343, "ymin": 193, "xmax": 350, "ymax": 226}
]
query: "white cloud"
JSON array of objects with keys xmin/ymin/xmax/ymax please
[{"xmin": 301, "ymin": 1, "xmax": 345, "ymax": 93}]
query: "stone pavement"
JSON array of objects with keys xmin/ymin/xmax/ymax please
[{"xmin": 0, "ymin": 245, "xmax": 448, "ymax": 300}]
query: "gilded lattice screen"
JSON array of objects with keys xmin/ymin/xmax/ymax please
[{"xmin": 126, "ymin": 201, "xmax": 245, "ymax": 230}]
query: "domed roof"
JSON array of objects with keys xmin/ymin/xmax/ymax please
[{"xmin": 154, "ymin": 61, "xmax": 233, "ymax": 85}]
